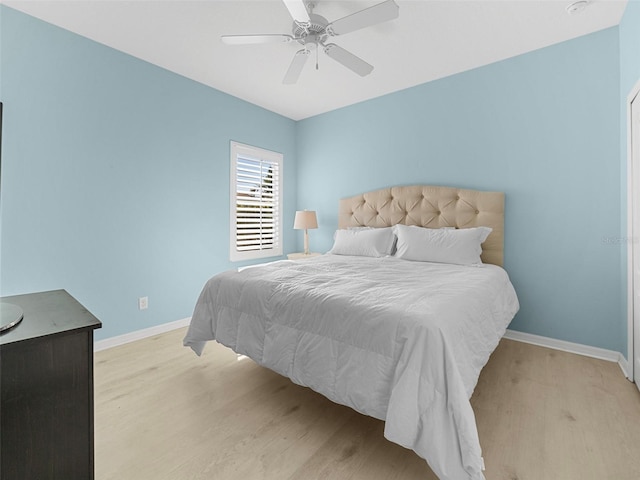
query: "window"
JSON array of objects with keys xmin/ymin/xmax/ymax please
[{"xmin": 229, "ymin": 141, "xmax": 283, "ymax": 261}]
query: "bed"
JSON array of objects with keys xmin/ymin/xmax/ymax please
[{"xmin": 184, "ymin": 185, "xmax": 519, "ymax": 480}]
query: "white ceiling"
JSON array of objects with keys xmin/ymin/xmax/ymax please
[{"xmin": 2, "ymin": 0, "xmax": 628, "ymax": 120}]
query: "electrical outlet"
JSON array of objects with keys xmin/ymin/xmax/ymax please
[{"xmin": 138, "ymin": 296, "xmax": 148, "ymax": 310}]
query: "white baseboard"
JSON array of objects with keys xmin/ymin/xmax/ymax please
[
  {"xmin": 504, "ymin": 329, "xmax": 631, "ymax": 380},
  {"xmin": 618, "ymin": 356, "xmax": 630, "ymax": 379},
  {"xmin": 94, "ymin": 317, "xmax": 191, "ymax": 352}
]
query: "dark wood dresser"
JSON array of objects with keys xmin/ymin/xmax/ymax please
[{"xmin": 0, "ymin": 289, "xmax": 102, "ymax": 480}]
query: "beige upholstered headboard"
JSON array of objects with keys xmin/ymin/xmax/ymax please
[{"xmin": 338, "ymin": 185, "xmax": 505, "ymax": 266}]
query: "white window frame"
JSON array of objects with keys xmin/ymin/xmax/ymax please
[{"xmin": 229, "ymin": 141, "xmax": 283, "ymax": 262}]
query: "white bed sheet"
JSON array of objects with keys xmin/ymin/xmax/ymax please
[{"xmin": 184, "ymin": 254, "xmax": 519, "ymax": 480}]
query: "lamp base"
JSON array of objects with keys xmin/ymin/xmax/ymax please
[{"xmin": 303, "ymin": 229, "xmax": 310, "ymax": 255}]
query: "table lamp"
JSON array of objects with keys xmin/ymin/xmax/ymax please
[{"xmin": 293, "ymin": 210, "xmax": 318, "ymax": 255}]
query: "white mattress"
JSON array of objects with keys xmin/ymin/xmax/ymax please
[{"xmin": 184, "ymin": 254, "xmax": 519, "ymax": 480}]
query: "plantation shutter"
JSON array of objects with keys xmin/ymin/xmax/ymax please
[{"xmin": 230, "ymin": 142, "xmax": 283, "ymax": 261}]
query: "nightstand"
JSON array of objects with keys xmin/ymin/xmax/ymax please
[{"xmin": 287, "ymin": 252, "xmax": 322, "ymax": 260}]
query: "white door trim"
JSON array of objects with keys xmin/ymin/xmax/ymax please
[{"xmin": 627, "ymin": 77, "xmax": 640, "ymax": 382}]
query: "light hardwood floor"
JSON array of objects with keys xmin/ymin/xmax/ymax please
[{"xmin": 94, "ymin": 328, "xmax": 640, "ymax": 480}]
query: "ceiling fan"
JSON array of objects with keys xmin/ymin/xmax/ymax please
[{"xmin": 221, "ymin": 0, "xmax": 400, "ymax": 84}]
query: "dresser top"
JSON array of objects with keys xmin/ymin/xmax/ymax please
[{"xmin": 0, "ymin": 289, "xmax": 101, "ymax": 346}]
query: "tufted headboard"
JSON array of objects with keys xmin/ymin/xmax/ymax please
[{"xmin": 338, "ymin": 185, "xmax": 505, "ymax": 266}]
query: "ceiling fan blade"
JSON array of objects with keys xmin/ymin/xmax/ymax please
[
  {"xmin": 221, "ymin": 34, "xmax": 293, "ymax": 45},
  {"xmin": 282, "ymin": 0, "xmax": 310, "ymax": 23},
  {"xmin": 323, "ymin": 44, "xmax": 373, "ymax": 77},
  {"xmin": 283, "ymin": 49, "xmax": 310, "ymax": 84},
  {"xmin": 328, "ymin": 0, "xmax": 399, "ymax": 36}
]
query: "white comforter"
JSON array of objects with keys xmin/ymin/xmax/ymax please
[{"xmin": 184, "ymin": 254, "xmax": 519, "ymax": 480}]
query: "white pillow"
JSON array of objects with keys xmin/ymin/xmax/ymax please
[
  {"xmin": 329, "ymin": 227, "xmax": 396, "ymax": 257},
  {"xmin": 393, "ymin": 224, "xmax": 492, "ymax": 265},
  {"xmin": 346, "ymin": 226, "xmax": 397, "ymax": 255}
]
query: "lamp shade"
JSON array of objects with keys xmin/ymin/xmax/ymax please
[{"xmin": 293, "ymin": 210, "xmax": 318, "ymax": 230}]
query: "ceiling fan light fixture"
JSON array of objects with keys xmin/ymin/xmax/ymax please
[{"xmin": 566, "ymin": 1, "xmax": 588, "ymax": 15}]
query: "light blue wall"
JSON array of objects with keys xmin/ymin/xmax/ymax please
[
  {"xmin": 0, "ymin": 6, "xmax": 297, "ymax": 340},
  {"xmin": 297, "ymin": 28, "xmax": 623, "ymax": 353}
]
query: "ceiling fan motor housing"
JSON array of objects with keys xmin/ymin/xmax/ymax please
[{"xmin": 293, "ymin": 13, "xmax": 330, "ymax": 46}]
